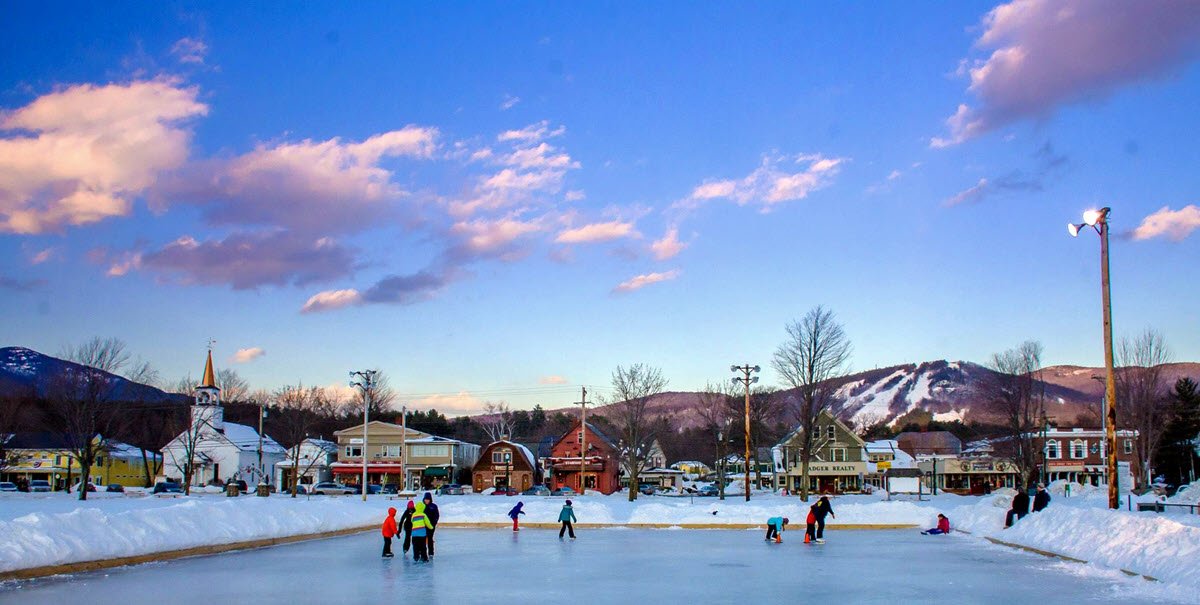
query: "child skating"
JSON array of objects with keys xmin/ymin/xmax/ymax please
[
  {"xmin": 381, "ymin": 507, "xmax": 398, "ymax": 557},
  {"xmin": 509, "ymin": 501, "xmax": 526, "ymax": 532},
  {"xmin": 804, "ymin": 506, "xmax": 817, "ymax": 544},
  {"xmin": 558, "ymin": 499, "xmax": 577, "ymax": 539},
  {"xmin": 921, "ymin": 513, "xmax": 951, "ymax": 535},
  {"xmin": 410, "ymin": 501, "xmax": 434, "ymax": 562},
  {"xmin": 765, "ymin": 516, "xmax": 789, "ymax": 543}
]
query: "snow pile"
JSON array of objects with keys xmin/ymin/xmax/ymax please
[
  {"xmin": 0, "ymin": 497, "xmax": 379, "ymax": 573},
  {"xmin": 1167, "ymin": 482, "xmax": 1199, "ymax": 505}
]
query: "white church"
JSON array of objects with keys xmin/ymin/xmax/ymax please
[{"xmin": 162, "ymin": 350, "xmax": 285, "ymax": 488}]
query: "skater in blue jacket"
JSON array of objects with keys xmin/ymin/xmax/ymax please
[{"xmin": 509, "ymin": 501, "xmax": 525, "ymax": 532}]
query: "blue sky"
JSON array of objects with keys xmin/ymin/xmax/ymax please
[{"xmin": 3, "ymin": 2, "xmax": 1199, "ymax": 414}]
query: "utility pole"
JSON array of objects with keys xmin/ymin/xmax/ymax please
[
  {"xmin": 576, "ymin": 386, "xmax": 587, "ymax": 496},
  {"xmin": 257, "ymin": 400, "xmax": 266, "ymax": 486},
  {"xmin": 731, "ymin": 364, "xmax": 760, "ymax": 502},
  {"xmin": 350, "ymin": 370, "xmax": 377, "ymax": 502},
  {"xmin": 400, "ymin": 405, "xmax": 408, "ymax": 492}
]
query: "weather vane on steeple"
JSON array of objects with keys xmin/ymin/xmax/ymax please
[{"xmin": 207, "ymin": 338, "xmax": 217, "ymax": 352}]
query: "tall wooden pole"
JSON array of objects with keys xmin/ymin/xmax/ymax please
[
  {"xmin": 578, "ymin": 386, "xmax": 587, "ymax": 496},
  {"xmin": 743, "ymin": 372, "xmax": 751, "ymax": 502},
  {"xmin": 1099, "ymin": 211, "xmax": 1119, "ymax": 510}
]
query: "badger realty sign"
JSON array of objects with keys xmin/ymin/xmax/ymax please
[{"xmin": 799, "ymin": 461, "xmax": 868, "ymax": 475}]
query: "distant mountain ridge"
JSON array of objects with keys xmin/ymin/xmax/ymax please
[
  {"xmin": 534, "ymin": 360, "xmax": 1200, "ymax": 430},
  {"xmin": 0, "ymin": 346, "xmax": 189, "ymax": 404}
]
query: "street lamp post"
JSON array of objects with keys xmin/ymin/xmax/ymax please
[
  {"xmin": 1068, "ymin": 207, "xmax": 1119, "ymax": 510},
  {"xmin": 731, "ymin": 364, "xmax": 760, "ymax": 502},
  {"xmin": 350, "ymin": 370, "xmax": 377, "ymax": 503}
]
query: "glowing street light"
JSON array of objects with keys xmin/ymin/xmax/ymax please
[{"xmin": 1066, "ymin": 207, "xmax": 1118, "ymax": 510}]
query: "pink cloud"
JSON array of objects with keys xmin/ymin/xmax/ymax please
[
  {"xmin": 680, "ymin": 155, "xmax": 846, "ymax": 212},
  {"xmin": 301, "ymin": 288, "xmax": 362, "ymax": 313},
  {"xmin": 613, "ymin": 269, "xmax": 680, "ymax": 293},
  {"xmin": 555, "ymin": 220, "xmax": 638, "ymax": 244},
  {"xmin": 1130, "ymin": 205, "xmax": 1200, "ymax": 241},
  {"xmin": 539, "ymin": 375, "xmax": 569, "ymax": 385},
  {"xmin": 231, "ymin": 347, "xmax": 265, "ymax": 363},
  {"xmin": 138, "ymin": 231, "xmax": 357, "ymax": 289},
  {"xmin": 0, "ymin": 79, "xmax": 207, "ymax": 233},
  {"xmin": 650, "ymin": 228, "xmax": 687, "ymax": 260},
  {"xmin": 934, "ymin": 0, "xmax": 1200, "ymax": 146}
]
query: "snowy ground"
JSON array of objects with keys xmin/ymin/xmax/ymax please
[
  {"xmin": 2, "ymin": 528, "xmax": 1191, "ymax": 604},
  {"xmin": 2, "ymin": 482, "xmax": 1198, "ymax": 598}
]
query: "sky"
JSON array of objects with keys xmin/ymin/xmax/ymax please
[{"xmin": 2, "ymin": 1, "xmax": 1199, "ymax": 415}]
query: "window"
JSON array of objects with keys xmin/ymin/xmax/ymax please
[
  {"xmin": 831, "ymin": 448, "xmax": 847, "ymax": 462},
  {"xmin": 492, "ymin": 450, "xmax": 512, "ymax": 464},
  {"xmin": 386, "ymin": 445, "xmax": 402, "ymax": 457},
  {"xmin": 345, "ymin": 446, "xmax": 362, "ymax": 458},
  {"xmin": 1045, "ymin": 440, "xmax": 1060, "ymax": 459},
  {"xmin": 1123, "ymin": 440, "xmax": 1133, "ymax": 455},
  {"xmin": 584, "ymin": 475, "xmax": 597, "ymax": 488},
  {"xmin": 577, "ymin": 431, "xmax": 584, "ymax": 443},
  {"xmin": 96, "ymin": 456, "xmax": 105, "ymax": 466},
  {"xmin": 1070, "ymin": 440, "xmax": 1086, "ymax": 459},
  {"xmin": 826, "ymin": 426, "xmax": 836, "ymax": 440},
  {"xmin": 411, "ymin": 445, "xmax": 450, "ymax": 458}
]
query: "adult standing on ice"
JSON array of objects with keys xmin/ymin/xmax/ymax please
[
  {"xmin": 381, "ymin": 507, "xmax": 398, "ymax": 557},
  {"xmin": 1032, "ymin": 483, "xmax": 1051, "ymax": 512},
  {"xmin": 1005, "ymin": 486, "xmax": 1031, "ymax": 527},
  {"xmin": 558, "ymin": 499, "xmax": 577, "ymax": 539},
  {"xmin": 423, "ymin": 492, "xmax": 440, "ymax": 557},
  {"xmin": 765, "ymin": 517, "xmax": 788, "ymax": 543},
  {"xmin": 509, "ymin": 501, "xmax": 526, "ymax": 532},
  {"xmin": 399, "ymin": 500, "xmax": 415, "ymax": 553},
  {"xmin": 410, "ymin": 501, "xmax": 434, "ymax": 562},
  {"xmin": 811, "ymin": 496, "xmax": 835, "ymax": 543}
]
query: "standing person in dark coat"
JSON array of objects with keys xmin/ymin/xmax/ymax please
[
  {"xmin": 1005, "ymin": 487, "xmax": 1031, "ymax": 527},
  {"xmin": 1032, "ymin": 483, "xmax": 1051, "ymax": 512},
  {"xmin": 398, "ymin": 500, "xmax": 415, "ymax": 553},
  {"xmin": 422, "ymin": 492, "xmax": 440, "ymax": 557},
  {"xmin": 811, "ymin": 496, "xmax": 835, "ymax": 543}
]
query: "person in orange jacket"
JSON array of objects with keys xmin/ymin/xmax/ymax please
[{"xmin": 381, "ymin": 507, "xmax": 398, "ymax": 557}]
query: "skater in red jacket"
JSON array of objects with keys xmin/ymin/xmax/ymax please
[
  {"xmin": 921, "ymin": 513, "xmax": 951, "ymax": 535},
  {"xmin": 381, "ymin": 507, "xmax": 398, "ymax": 557},
  {"xmin": 804, "ymin": 507, "xmax": 817, "ymax": 544}
]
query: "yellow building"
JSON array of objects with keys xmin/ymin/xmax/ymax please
[{"xmin": 1, "ymin": 433, "xmax": 160, "ymax": 490}]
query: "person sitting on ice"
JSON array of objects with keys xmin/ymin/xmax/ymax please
[
  {"xmin": 921, "ymin": 514, "xmax": 951, "ymax": 535},
  {"xmin": 765, "ymin": 516, "xmax": 789, "ymax": 543},
  {"xmin": 508, "ymin": 501, "xmax": 526, "ymax": 532}
]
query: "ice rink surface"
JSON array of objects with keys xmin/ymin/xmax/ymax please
[{"xmin": 0, "ymin": 528, "xmax": 1183, "ymax": 604}]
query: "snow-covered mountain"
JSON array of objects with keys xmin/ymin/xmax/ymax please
[{"xmin": 0, "ymin": 346, "xmax": 188, "ymax": 404}]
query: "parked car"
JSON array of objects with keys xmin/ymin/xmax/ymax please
[
  {"xmin": 550, "ymin": 486, "xmax": 576, "ymax": 497},
  {"xmin": 0, "ymin": 482, "xmax": 18, "ymax": 492},
  {"xmin": 366, "ymin": 484, "xmax": 382, "ymax": 495},
  {"xmin": 491, "ymin": 486, "xmax": 519, "ymax": 496},
  {"xmin": 521, "ymin": 485, "xmax": 551, "ymax": 496},
  {"xmin": 638, "ymin": 483, "xmax": 656, "ymax": 496},
  {"xmin": 381, "ymin": 484, "xmax": 399, "ymax": 495},
  {"xmin": 311, "ymin": 482, "xmax": 356, "ymax": 495},
  {"xmin": 153, "ymin": 481, "xmax": 184, "ymax": 494},
  {"xmin": 436, "ymin": 484, "xmax": 466, "ymax": 496},
  {"xmin": 697, "ymin": 485, "xmax": 720, "ymax": 497},
  {"xmin": 105, "ymin": 484, "xmax": 125, "ymax": 493},
  {"xmin": 29, "ymin": 479, "xmax": 52, "ymax": 492}
]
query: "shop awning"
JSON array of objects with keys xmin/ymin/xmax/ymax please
[{"xmin": 423, "ymin": 467, "xmax": 449, "ymax": 477}]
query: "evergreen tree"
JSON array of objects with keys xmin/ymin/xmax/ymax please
[{"xmin": 1155, "ymin": 377, "xmax": 1200, "ymax": 487}]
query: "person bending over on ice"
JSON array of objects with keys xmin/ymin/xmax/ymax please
[
  {"xmin": 381, "ymin": 507, "xmax": 398, "ymax": 557},
  {"xmin": 423, "ymin": 492, "xmax": 441, "ymax": 557},
  {"xmin": 921, "ymin": 514, "xmax": 951, "ymax": 535},
  {"xmin": 410, "ymin": 501, "xmax": 435, "ymax": 562},
  {"xmin": 399, "ymin": 500, "xmax": 415, "ymax": 553},
  {"xmin": 509, "ymin": 501, "xmax": 526, "ymax": 532},
  {"xmin": 811, "ymin": 496, "xmax": 835, "ymax": 543},
  {"xmin": 804, "ymin": 507, "xmax": 817, "ymax": 544},
  {"xmin": 765, "ymin": 517, "xmax": 789, "ymax": 543},
  {"xmin": 558, "ymin": 499, "xmax": 577, "ymax": 539}
]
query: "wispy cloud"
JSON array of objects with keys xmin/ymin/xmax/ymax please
[
  {"xmin": 933, "ymin": 0, "xmax": 1200, "ymax": 147},
  {"xmin": 613, "ymin": 269, "xmax": 680, "ymax": 293},
  {"xmin": 301, "ymin": 288, "xmax": 362, "ymax": 313},
  {"xmin": 0, "ymin": 275, "xmax": 46, "ymax": 291},
  {"xmin": 411, "ymin": 391, "xmax": 488, "ymax": 416},
  {"xmin": 539, "ymin": 375, "xmax": 569, "ymax": 385},
  {"xmin": 29, "ymin": 247, "xmax": 56, "ymax": 265},
  {"xmin": 170, "ymin": 37, "xmax": 208, "ymax": 65},
  {"xmin": 678, "ymin": 154, "xmax": 846, "ymax": 212},
  {"xmin": 231, "ymin": 347, "xmax": 265, "ymax": 363},
  {"xmin": 500, "ymin": 94, "xmax": 520, "ymax": 111},
  {"xmin": 944, "ymin": 141, "xmax": 1067, "ymax": 207},
  {"xmin": 137, "ymin": 231, "xmax": 357, "ymax": 289},
  {"xmin": 650, "ymin": 227, "xmax": 687, "ymax": 260},
  {"xmin": 555, "ymin": 220, "xmax": 638, "ymax": 244},
  {"xmin": 1129, "ymin": 205, "xmax": 1200, "ymax": 241}
]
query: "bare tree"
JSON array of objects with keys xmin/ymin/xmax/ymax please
[
  {"xmin": 480, "ymin": 401, "xmax": 517, "ymax": 442},
  {"xmin": 217, "ymin": 368, "xmax": 250, "ymax": 403},
  {"xmin": 273, "ymin": 385, "xmax": 338, "ymax": 497},
  {"xmin": 693, "ymin": 382, "xmax": 737, "ymax": 500},
  {"xmin": 606, "ymin": 364, "xmax": 668, "ymax": 502},
  {"xmin": 50, "ymin": 337, "xmax": 136, "ymax": 500},
  {"xmin": 162, "ymin": 406, "xmax": 224, "ymax": 495},
  {"xmin": 772, "ymin": 305, "xmax": 853, "ymax": 501},
  {"xmin": 1116, "ymin": 328, "xmax": 1173, "ymax": 486},
  {"xmin": 0, "ymin": 389, "xmax": 34, "ymax": 477},
  {"xmin": 985, "ymin": 340, "xmax": 1047, "ymax": 488}
]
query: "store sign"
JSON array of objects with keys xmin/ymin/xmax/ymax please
[
  {"xmin": 805, "ymin": 462, "xmax": 866, "ymax": 475},
  {"xmin": 876, "ymin": 461, "xmax": 892, "ymax": 470}
]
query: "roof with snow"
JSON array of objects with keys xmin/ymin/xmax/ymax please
[
  {"xmin": 895, "ymin": 431, "xmax": 962, "ymax": 456},
  {"xmin": 220, "ymin": 422, "xmax": 285, "ymax": 454},
  {"xmin": 487, "ymin": 439, "xmax": 537, "ymax": 469}
]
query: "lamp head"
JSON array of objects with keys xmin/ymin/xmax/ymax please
[
  {"xmin": 730, "ymin": 364, "xmax": 739, "ymax": 372},
  {"xmin": 752, "ymin": 365, "xmax": 760, "ymax": 373},
  {"xmin": 1067, "ymin": 223, "xmax": 1080, "ymax": 237},
  {"xmin": 1083, "ymin": 209, "xmax": 1104, "ymax": 226}
]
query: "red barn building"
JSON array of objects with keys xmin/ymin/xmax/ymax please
[{"xmin": 548, "ymin": 420, "xmax": 621, "ymax": 495}]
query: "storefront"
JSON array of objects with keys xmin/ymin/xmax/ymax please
[
  {"xmin": 919, "ymin": 458, "xmax": 1019, "ymax": 494},
  {"xmin": 782, "ymin": 461, "xmax": 869, "ymax": 494}
]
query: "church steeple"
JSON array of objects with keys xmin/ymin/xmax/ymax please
[{"xmin": 200, "ymin": 349, "xmax": 217, "ymax": 389}]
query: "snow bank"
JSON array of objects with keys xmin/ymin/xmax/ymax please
[{"xmin": 0, "ymin": 497, "xmax": 379, "ymax": 574}]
